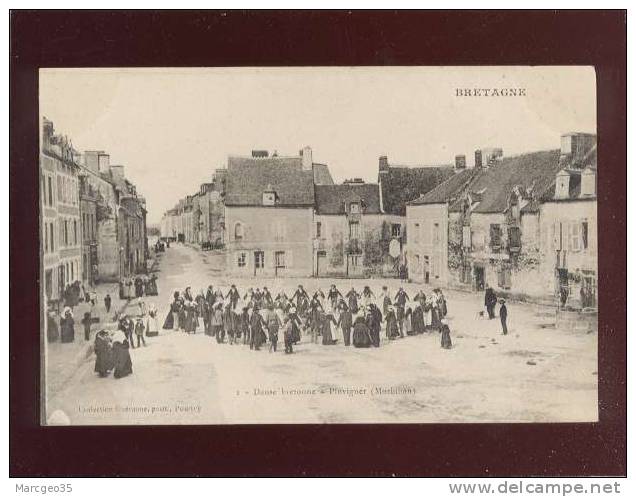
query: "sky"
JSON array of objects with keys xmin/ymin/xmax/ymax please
[{"xmin": 40, "ymin": 67, "xmax": 596, "ymax": 224}]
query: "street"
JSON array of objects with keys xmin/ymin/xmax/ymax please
[{"xmin": 46, "ymin": 243, "xmax": 598, "ymax": 425}]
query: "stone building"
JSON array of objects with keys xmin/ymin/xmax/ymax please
[
  {"xmin": 40, "ymin": 118, "xmax": 82, "ymax": 306},
  {"xmin": 405, "ymin": 132, "xmax": 597, "ymax": 306},
  {"xmin": 81, "ymin": 152, "xmax": 147, "ymax": 282},
  {"xmin": 79, "ymin": 175, "xmax": 98, "ymax": 286},
  {"xmin": 538, "ymin": 136, "xmax": 597, "ymax": 309},
  {"xmin": 193, "ymin": 168, "xmax": 226, "ymax": 247},
  {"xmin": 314, "ymin": 179, "xmax": 394, "ymax": 277},
  {"xmin": 376, "ymin": 154, "xmax": 458, "ymax": 270},
  {"xmin": 224, "ymin": 149, "xmax": 316, "ymax": 277}
]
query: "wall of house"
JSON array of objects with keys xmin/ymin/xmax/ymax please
[
  {"xmin": 313, "ymin": 213, "xmax": 404, "ymax": 277},
  {"xmin": 405, "ymin": 204, "xmax": 449, "ymax": 285},
  {"xmin": 225, "ymin": 206, "xmax": 314, "ymax": 277},
  {"xmin": 539, "ymin": 199, "xmax": 597, "ymax": 308}
]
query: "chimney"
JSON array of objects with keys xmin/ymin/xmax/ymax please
[
  {"xmin": 42, "ymin": 117, "xmax": 54, "ymax": 149},
  {"xmin": 110, "ymin": 164, "xmax": 125, "ymax": 182},
  {"xmin": 474, "ymin": 150, "xmax": 482, "ymax": 168},
  {"xmin": 301, "ymin": 146, "xmax": 312, "ymax": 171},
  {"xmin": 83, "ymin": 150, "xmax": 102, "ymax": 173},
  {"xmin": 555, "ymin": 169, "xmax": 572, "ymax": 199},
  {"xmin": 98, "ymin": 153, "xmax": 110, "ymax": 174},
  {"xmin": 379, "ymin": 155, "xmax": 389, "ymax": 172},
  {"xmin": 455, "ymin": 154, "xmax": 466, "ymax": 170},
  {"xmin": 560, "ymin": 132, "xmax": 597, "ymax": 167},
  {"xmin": 475, "ymin": 148, "xmax": 503, "ymax": 169}
]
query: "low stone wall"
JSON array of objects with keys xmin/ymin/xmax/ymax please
[{"xmin": 556, "ymin": 308, "xmax": 598, "ymax": 332}]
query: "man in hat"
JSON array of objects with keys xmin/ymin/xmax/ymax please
[
  {"xmin": 394, "ymin": 287, "xmax": 410, "ymax": 337},
  {"xmin": 336, "ymin": 301, "xmax": 353, "ymax": 346},
  {"xmin": 484, "ymin": 285, "xmax": 497, "ymax": 319},
  {"xmin": 499, "ymin": 299, "xmax": 508, "ymax": 335}
]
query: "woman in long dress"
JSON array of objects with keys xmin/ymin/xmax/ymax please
[
  {"xmin": 411, "ymin": 301, "xmax": 426, "ymax": 334},
  {"xmin": 94, "ymin": 330, "xmax": 114, "ymax": 377},
  {"xmin": 146, "ymin": 305, "xmax": 159, "ymax": 337},
  {"xmin": 321, "ymin": 312, "xmax": 338, "ymax": 345},
  {"xmin": 60, "ymin": 307, "xmax": 75, "ymax": 343},
  {"xmin": 385, "ymin": 306, "xmax": 400, "ymax": 340},
  {"xmin": 111, "ymin": 330, "xmax": 133, "ymax": 379},
  {"xmin": 249, "ymin": 307, "xmax": 267, "ymax": 350},
  {"xmin": 352, "ymin": 312, "xmax": 372, "ymax": 348}
]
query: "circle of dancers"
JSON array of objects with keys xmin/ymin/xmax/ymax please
[{"xmin": 161, "ymin": 283, "xmax": 453, "ymax": 354}]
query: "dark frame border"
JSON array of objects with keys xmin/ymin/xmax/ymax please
[{"xmin": 10, "ymin": 10, "xmax": 627, "ymax": 477}]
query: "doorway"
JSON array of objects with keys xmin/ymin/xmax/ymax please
[
  {"xmin": 474, "ymin": 265, "xmax": 485, "ymax": 291},
  {"xmin": 253, "ymin": 250, "xmax": 265, "ymax": 276}
]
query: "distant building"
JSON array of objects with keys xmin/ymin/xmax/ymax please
[
  {"xmin": 224, "ymin": 149, "xmax": 316, "ymax": 277},
  {"xmin": 40, "ymin": 118, "xmax": 82, "ymax": 306}
]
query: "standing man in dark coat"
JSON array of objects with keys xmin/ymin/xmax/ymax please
[
  {"xmin": 484, "ymin": 285, "xmax": 497, "ymax": 319},
  {"xmin": 366, "ymin": 304, "xmax": 382, "ymax": 347},
  {"xmin": 345, "ymin": 288, "xmax": 360, "ymax": 314},
  {"xmin": 394, "ymin": 287, "xmax": 410, "ymax": 337},
  {"xmin": 104, "ymin": 293, "xmax": 112, "ymax": 314},
  {"xmin": 499, "ymin": 299, "xmax": 508, "ymax": 335},
  {"xmin": 336, "ymin": 302, "xmax": 353, "ymax": 346},
  {"xmin": 225, "ymin": 284, "xmax": 241, "ymax": 311}
]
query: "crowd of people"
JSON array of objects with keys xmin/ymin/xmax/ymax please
[
  {"xmin": 118, "ymin": 275, "xmax": 158, "ymax": 300},
  {"xmin": 161, "ymin": 283, "xmax": 454, "ymax": 354},
  {"xmin": 89, "ymin": 277, "xmax": 511, "ymax": 378},
  {"xmin": 91, "ymin": 300, "xmax": 160, "ymax": 379}
]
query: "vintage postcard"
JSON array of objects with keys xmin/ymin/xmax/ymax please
[{"xmin": 39, "ymin": 66, "xmax": 598, "ymax": 425}]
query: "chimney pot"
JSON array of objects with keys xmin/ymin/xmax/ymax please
[{"xmin": 455, "ymin": 154, "xmax": 466, "ymax": 170}]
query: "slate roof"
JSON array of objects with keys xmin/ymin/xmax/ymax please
[
  {"xmin": 380, "ymin": 164, "xmax": 456, "ymax": 215},
  {"xmin": 313, "ymin": 163, "xmax": 334, "ymax": 185},
  {"xmin": 225, "ymin": 158, "xmax": 315, "ymax": 207},
  {"xmin": 465, "ymin": 149, "xmax": 562, "ymax": 214},
  {"xmin": 407, "ymin": 168, "xmax": 478, "ymax": 206},
  {"xmin": 315, "ymin": 183, "xmax": 382, "ymax": 215},
  {"xmin": 227, "ymin": 155, "xmax": 302, "ymax": 170}
]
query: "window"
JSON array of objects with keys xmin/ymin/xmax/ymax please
[
  {"xmin": 274, "ymin": 221, "xmax": 286, "ymax": 242},
  {"xmin": 582, "ymin": 220, "xmax": 589, "ymax": 250},
  {"xmin": 64, "ymin": 220, "xmax": 68, "ymax": 246},
  {"xmin": 275, "ymin": 251, "xmax": 286, "ymax": 268},
  {"xmin": 461, "ymin": 261, "xmax": 472, "ymax": 283},
  {"xmin": 57, "ymin": 176, "xmax": 62, "ymax": 202},
  {"xmin": 350, "ymin": 202, "xmax": 360, "ymax": 214},
  {"xmin": 412, "ymin": 223, "xmax": 420, "ymax": 243},
  {"xmin": 254, "ymin": 251, "xmax": 265, "ymax": 269},
  {"xmin": 74, "ymin": 220, "xmax": 78, "ymax": 245},
  {"xmin": 498, "ymin": 267, "xmax": 512, "ymax": 289},
  {"xmin": 48, "ymin": 177, "xmax": 53, "ymax": 206},
  {"xmin": 490, "ymin": 224, "xmax": 502, "ymax": 251},
  {"xmin": 570, "ymin": 222, "xmax": 581, "ymax": 252},
  {"xmin": 237, "ymin": 252, "xmax": 246, "ymax": 267},
  {"xmin": 234, "ymin": 222, "xmax": 244, "ymax": 241},
  {"xmin": 41, "ymin": 176, "xmax": 46, "ymax": 205},
  {"xmin": 262, "ymin": 192, "xmax": 276, "ymax": 206},
  {"xmin": 391, "ymin": 223, "xmax": 401, "ymax": 237},
  {"xmin": 349, "ymin": 221, "xmax": 360, "ymax": 239},
  {"xmin": 432, "ymin": 222, "xmax": 440, "ymax": 243},
  {"xmin": 44, "ymin": 223, "xmax": 48, "ymax": 253},
  {"xmin": 508, "ymin": 226, "xmax": 521, "ymax": 250},
  {"xmin": 316, "ymin": 222, "xmax": 322, "ymax": 238},
  {"xmin": 349, "ymin": 254, "xmax": 361, "ymax": 267},
  {"xmin": 50, "ymin": 222, "xmax": 54, "ymax": 251}
]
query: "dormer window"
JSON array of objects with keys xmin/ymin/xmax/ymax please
[
  {"xmin": 234, "ymin": 222, "xmax": 244, "ymax": 241},
  {"xmin": 555, "ymin": 170, "xmax": 571, "ymax": 199},
  {"xmin": 580, "ymin": 168, "xmax": 596, "ymax": 196},
  {"xmin": 350, "ymin": 202, "xmax": 360, "ymax": 214},
  {"xmin": 262, "ymin": 191, "xmax": 276, "ymax": 206}
]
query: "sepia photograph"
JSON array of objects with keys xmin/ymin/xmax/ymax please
[{"xmin": 37, "ymin": 66, "xmax": 600, "ymax": 426}]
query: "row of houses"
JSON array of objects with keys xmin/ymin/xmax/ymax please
[
  {"xmin": 40, "ymin": 118, "xmax": 148, "ymax": 309},
  {"xmin": 406, "ymin": 133, "xmax": 597, "ymax": 308},
  {"xmin": 161, "ymin": 133, "xmax": 597, "ymax": 309}
]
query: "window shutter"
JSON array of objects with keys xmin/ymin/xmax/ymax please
[{"xmin": 287, "ymin": 250, "xmax": 293, "ymax": 268}]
